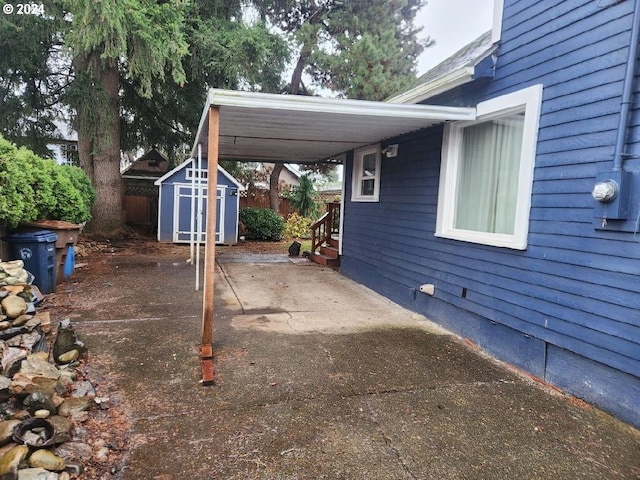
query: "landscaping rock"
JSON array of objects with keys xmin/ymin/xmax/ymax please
[
  {"xmin": 56, "ymin": 398, "xmax": 90, "ymax": 418},
  {"xmin": 1, "ymin": 349, "xmax": 27, "ymax": 379},
  {"xmin": 52, "ymin": 321, "xmax": 85, "ymax": 366},
  {"xmin": 1, "ymin": 297, "xmax": 27, "ymax": 320},
  {"xmin": 45, "ymin": 417, "xmax": 71, "ymax": 445},
  {"xmin": 0, "ymin": 445, "xmax": 29, "ymax": 479},
  {"xmin": 28, "ymin": 449, "xmax": 65, "ymax": 471},
  {"xmin": 0, "ymin": 303, "xmax": 102, "ymax": 476},
  {"xmin": 17, "ymin": 467, "xmax": 59, "ymax": 480},
  {"xmin": 71, "ymin": 381, "xmax": 94, "ymax": 399},
  {"xmin": 0, "ymin": 261, "xmax": 28, "ymax": 286},
  {"xmin": 10, "ymin": 317, "xmax": 31, "ymax": 329},
  {"xmin": 0, "ymin": 421, "xmax": 21, "ymax": 447},
  {"xmin": 55, "ymin": 351, "xmax": 77, "ymax": 365},
  {"xmin": 0, "ymin": 376, "xmax": 11, "ymax": 402},
  {"xmin": 22, "ymin": 393, "xmax": 55, "ymax": 416},
  {"xmin": 56, "ymin": 373, "xmax": 74, "ymax": 389},
  {"xmin": 53, "ymin": 442, "xmax": 91, "ymax": 464},
  {"xmin": 10, "ymin": 356, "xmax": 61, "ymax": 396},
  {"xmin": 6, "ymin": 332, "xmax": 41, "ymax": 352}
]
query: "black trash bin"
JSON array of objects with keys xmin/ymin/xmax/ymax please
[{"xmin": 4, "ymin": 230, "xmax": 58, "ymax": 294}]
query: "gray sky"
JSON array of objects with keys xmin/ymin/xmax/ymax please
[{"xmin": 415, "ymin": 0, "xmax": 495, "ymax": 75}]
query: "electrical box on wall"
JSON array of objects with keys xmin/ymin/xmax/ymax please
[{"xmin": 592, "ymin": 170, "xmax": 632, "ymax": 222}]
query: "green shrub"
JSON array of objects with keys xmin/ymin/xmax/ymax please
[
  {"xmin": 0, "ymin": 136, "xmax": 40, "ymax": 228},
  {"xmin": 0, "ymin": 135, "xmax": 95, "ymax": 228},
  {"xmin": 47, "ymin": 165, "xmax": 95, "ymax": 223},
  {"xmin": 283, "ymin": 212, "xmax": 312, "ymax": 239},
  {"xmin": 239, "ymin": 207, "xmax": 285, "ymax": 241}
]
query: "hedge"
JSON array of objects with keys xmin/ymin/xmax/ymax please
[{"xmin": 0, "ymin": 135, "xmax": 95, "ymax": 228}]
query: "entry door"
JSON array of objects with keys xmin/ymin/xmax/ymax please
[{"xmin": 174, "ymin": 184, "xmax": 224, "ymax": 243}]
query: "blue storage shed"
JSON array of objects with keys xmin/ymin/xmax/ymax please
[{"xmin": 154, "ymin": 159, "xmax": 243, "ymax": 244}]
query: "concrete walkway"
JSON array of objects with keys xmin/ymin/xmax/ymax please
[{"xmin": 62, "ymin": 245, "xmax": 640, "ymax": 479}]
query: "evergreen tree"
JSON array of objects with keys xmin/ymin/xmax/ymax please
[
  {"xmin": 0, "ymin": 2, "xmax": 67, "ymax": 157},
  {"xmin": 64, "ymin": 0, "xmax": 189, "ymax": 231},
  {"xmin": 0, "ymin": 0, "xmax": 289, "ymax": 232},
  {"xmin": 254, "ymin": 0, "xmax": 428, "ymax": 99},
  {"xmin": 120, "ymin": 1, "xmax": 290, "ymax": 161},
  {"xmin": 254, "ymin": 0, "xmax": 428, "ymax": 210},
  {"xmin": 287, "ymin": 174, "xmax": 320, "ymax": 218}
]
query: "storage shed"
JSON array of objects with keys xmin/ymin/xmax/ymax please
[{"xmin": 154, "ymin": 159, "xmax": 243, "ymax": 244}]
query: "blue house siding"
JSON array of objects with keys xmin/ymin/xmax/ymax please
[
  {"xmin": 156, "ymin": 159, "xmax": 241, "ymax": 245},
  {"xmin": 340, "ymin": 0, "xmax": 640, "ymax": 426}
]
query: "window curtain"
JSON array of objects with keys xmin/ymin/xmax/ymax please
[{"xmin": 454, "ymin": 114, "xmax": 524, "ymax": 235}]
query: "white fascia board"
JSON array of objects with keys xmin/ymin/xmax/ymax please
[
  {"xmin": 206, "ymin": 88, "xmax": 475, "ymax": 121},
  {"xmin": 218, "ymin": 163, "xmax": 245, "ymax": 190},
  {"xmin": 123, "ymin": 175, "xmax": 162, "ymax": 181},
  {"xmin": 154, "ymin": 159, "xmax": 192, "ymax": 186},
  {"xmin": 492, "ymin": 0, "xmax": 504, "ymax": 43},
  {"xmin": 387, "ymin": 67, "xmax": 475, "ymax": 105}
]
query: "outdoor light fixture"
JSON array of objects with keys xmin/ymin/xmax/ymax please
[{"xmin": 382, "ymin": 144, "xmax": 399, "ymax": 158}]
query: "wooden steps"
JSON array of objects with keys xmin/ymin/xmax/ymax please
[
  {"xmin": 309, "ymin": 202, "xmax": 341, "ymax": 268},
  {"xmin": 310, "ymin": 238, "xmax": 340, "ymax": 268}
]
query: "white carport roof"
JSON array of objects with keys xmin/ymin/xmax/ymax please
[
  {"xmin": 191, "ymin": 89, "xmax": 476, "ymax": 164},
  {"xmin": 194, "ymin": 88, "xmax": 476, "ymax": 383}
]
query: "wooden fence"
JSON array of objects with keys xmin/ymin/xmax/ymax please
[
  {"xmin": 240, "ymin": 186, "xmax": 342, "ymax": 220},
  {"xmin": 239, "ymin": 187, "xmax": 293, "ymax": 218}
]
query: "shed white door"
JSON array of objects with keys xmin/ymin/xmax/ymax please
[{"xmin": 173, "ymin": 184, "xmax": 224, "ymax": 243}]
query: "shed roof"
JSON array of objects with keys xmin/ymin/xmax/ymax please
[
  {"xmin": 191, "ymin": 89, "xmax": 476, "ymax": 164},
  {"xmin": 121, "ymin": 147, "xmax": 170, "ymax": 178}
]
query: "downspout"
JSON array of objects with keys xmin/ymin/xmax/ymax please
[
  {"xmin": 592, "ymin": 0, "xmax": 640, "ymax": 223},
  {"xmin": 613, "ymin": 0, "xmax": 640, "ymax": 171}
]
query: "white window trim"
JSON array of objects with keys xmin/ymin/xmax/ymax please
[
  {"xmin": 436, "ymin": 84, "xmax": 543, "ymax": 250},
  {"xmin": 351, "ymin": 144, "xmax": 381, "ymax": 202},
  {"xmin": 186, "ymin": 168, "xmax": 208, "ymax": 181}
]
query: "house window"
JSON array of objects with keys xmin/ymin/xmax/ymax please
[
  {"xmin": 351, "ymin": 145, "xmax": 381, "ymax": 202},
  {"xmin": 436, "ymin": 84, "xmax": 543, "ymax": 250}
]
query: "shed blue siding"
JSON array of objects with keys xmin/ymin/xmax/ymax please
[
  {"xmin": 156, "ymin": 159, "xmax": 240, "ymax": 245},
  {"xmin": 340, "ymin": 0, "xmax": 640, "ymax": 427}
]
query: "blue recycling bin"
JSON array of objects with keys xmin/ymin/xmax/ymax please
[{"xmin": 5, "ymin": 230, "xmax": 58, "ymax": 294}]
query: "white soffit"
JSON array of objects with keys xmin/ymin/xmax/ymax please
[{"xmin": 192, "ymin": 89, "xmax": 476, "ymax": 163}]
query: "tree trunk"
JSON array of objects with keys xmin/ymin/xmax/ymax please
[
  {"xmin": 77, "ymin": 62, "xmax": 125, "ymax": 232},
  {"xmin": 290, "ymin": 53, "xmax": 309, "ymax": 95},
  {"xmin": 93, "ymin": 64, "xmax": 124, "ymax": 231},
  {"xmin": 269, "ymin": 163, "xmax": 284, "ymax": 212}
]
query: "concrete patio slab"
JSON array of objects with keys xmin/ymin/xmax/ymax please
[{"xmin": 55, "ymin": 245, "xmax": 639, "ymax": 479}]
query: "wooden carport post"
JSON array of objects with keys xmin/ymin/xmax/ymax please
[{"xmin": 201, "ymin": 105, "xmax": 220, "ymax": 385}]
